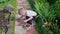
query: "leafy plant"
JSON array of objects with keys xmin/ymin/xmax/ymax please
[
  {"xmin": 0, "ymin": 0, "xmax": 17, "ymax": 34},
  {"xmin": 28, "ymin": 0, "xmax": 60, "ymax": 34}
]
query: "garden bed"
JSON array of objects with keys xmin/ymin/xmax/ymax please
[{"xmin": 0, "ymin": 0, "xmax": 17, "ymax": 34}]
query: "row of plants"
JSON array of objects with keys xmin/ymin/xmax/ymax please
[
  {"xmin": 28, "ymin": 0, "xmax": 60, "ymax": 34},
  {"xmin": 0, "ymin": 0, "xmax": 17, "ymax": 34},
  {"xmin": 0, "ymin": 0, "xmax": 9, "ymax": 3}
]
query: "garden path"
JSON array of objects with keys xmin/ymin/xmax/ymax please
[{"xmin": 15, "ymin": 0, "xmax": 36, "ymax": 34}]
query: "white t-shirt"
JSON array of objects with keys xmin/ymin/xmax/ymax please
[
  {"xmin": 16, "ymin": 10, "xmax": 37, "ymax": 18},
  {"xmin": 26, "ymin": 10, "xmax": 37, "ymax": 17}
]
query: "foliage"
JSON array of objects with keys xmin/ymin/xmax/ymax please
[
  {"xmin": 0, "ymin": 0, "xmax": 17, "ymax": 34},
  {"xmin": 28, "ymin": 0, "xmax": 35, "ymax": 10},
  {"xmin": 33, "ymin": 31, "xmax": 39, "ymax": 34},
  {"xmin": 28, "ymin": 0, "xmax": 60, "ymax": 34}
]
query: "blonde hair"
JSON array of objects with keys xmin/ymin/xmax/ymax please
[{"xmin": 18, "ymin": 8, "xmax": 26, "ymax": 14}]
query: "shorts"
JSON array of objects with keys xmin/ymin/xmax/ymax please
[{"xmin": 26, "ymin": 16, "xmax": 36, "ymax": 25}]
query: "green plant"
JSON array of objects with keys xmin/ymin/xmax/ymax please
[
  {"xmin": 28, "ymin": 0, "xmax": 60, "ymax": 34},
  {"xmin": 34, "ymin": 0, "xmax": 55, "ymax": 34},
  {"xmin": 0, "ymin": 0, "xmax": 17, "ymax": 34}
]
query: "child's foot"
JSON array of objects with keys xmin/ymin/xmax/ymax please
[{"xmin": 26, "ymin": 26, "xmax": 31, "ymax": 30}]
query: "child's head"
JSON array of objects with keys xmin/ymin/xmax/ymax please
[{"xmin": 18, "ymin": 8, "xmax": 26, "ymax": 16}]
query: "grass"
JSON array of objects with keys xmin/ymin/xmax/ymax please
[
  {"xmin": 33, "ymin": 31, "xmax": 39, "ymax": 34},
  {"xmin": 0, "ymin": 0, "xmax": 8, "ymax": 2},
  {"xmin": 0, "ymin": 0, "xmax": 17, "ymax": 34}
]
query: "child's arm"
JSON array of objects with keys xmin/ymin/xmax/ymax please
[{"xmin": 24, "ymin": 16, "xmax": 33, "ymax": 22}]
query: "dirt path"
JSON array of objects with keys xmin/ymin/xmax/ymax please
[
  {"xmin": 15, "ymin": 26, "xmax": 26, "ymax": 34},
  {"xmin": 15, "ymin": 0, "xmax": 36, "ymax": 34},
  {"xmin": 15, "ymin": 21, "xmax": 36, "ymax": 34},
  {"xmin": 15, "ymin": 21, "xmax": 26, "ymax": 34}
]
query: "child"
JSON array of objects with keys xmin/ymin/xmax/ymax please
[
  {"xmin": 19, "ymin": 8, "xmax": 37, "ymax": 26},
  {"xmin": 18, "ymin": 8, "xmax": 37, "ymax": 30}
]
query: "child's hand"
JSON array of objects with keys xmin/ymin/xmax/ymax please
[{"xmin": 24, "ymin": 20, "xmax": 28, "ymax": 22}]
